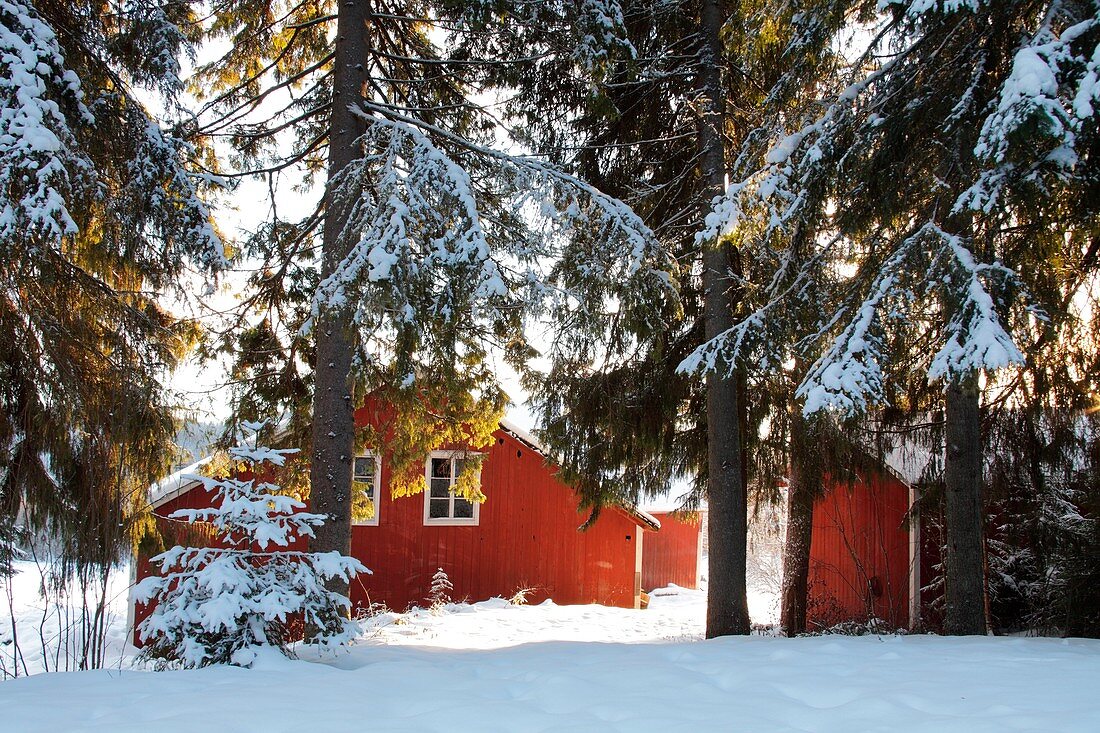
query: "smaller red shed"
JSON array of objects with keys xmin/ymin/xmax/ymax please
[
  {"xmin": 641, "ymin": 503, "xmax": 703, "ymax": 592},
  {"xmin": 805, "ymin": 466, "xmax": 919, "ymax": 631}
]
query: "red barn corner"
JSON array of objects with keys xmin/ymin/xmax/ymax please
[{"xmin": 807, "ymin": 467, "xmax": 921, "ymax": 631}]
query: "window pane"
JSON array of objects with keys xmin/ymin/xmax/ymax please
[
  {"xmin": 354, "ymin": 456, "xmax": 374, "ymax": 481},
  {"xmin": 453, "ymin": 499, "xmax": 474, "ymax": 518},
  {"xmin": 431, "ymin": 457, "xmax": 451, "ymax": 479},
  {"xmin": 454, "ymin": 458, "xmax": 480, "ymax": 491},
  {"xmin": 430, "ymin": 478, "xmax": 451, "ymax": 497},
  {"xmin": 429, "ymin": 498, "xmax": 451, "ymax": 518}
]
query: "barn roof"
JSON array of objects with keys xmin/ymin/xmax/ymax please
[
  {"xmin": 619, "ymin": 503, "xmax": 660, "ymax": 531},
  {"xmin": 497, "ymin": 417, "xmax": 543, "ymax": 454},
  {"xmin": 149, "ymin": 455, "xmax": 212, "ymax": 509}
]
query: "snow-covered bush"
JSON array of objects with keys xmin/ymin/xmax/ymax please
[{"xmin": 134, "ymin": 436, "xmax": 367, "ymax": 668}]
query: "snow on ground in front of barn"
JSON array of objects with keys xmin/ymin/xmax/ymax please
[
  {"xmin": 3, "ymin": 582, "xmax": 1100, "ymax": 732},
  {"xmin": 355, "ymin": 587, "xmax": 709, "ymax": 650}
]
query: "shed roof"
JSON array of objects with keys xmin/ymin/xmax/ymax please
[{"xmin": 149, "ymin": 456, "xmax": 212, "ymax": 509}]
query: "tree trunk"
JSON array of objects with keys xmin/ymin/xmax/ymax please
[
  {"xmin": 699, "ymin": 0, "xmax": 750, "ymax": 638},
  {"xmin": 781, "ymin": 407, "xmax": 821, "ymax": 636},
  {"xmin": 943, "ymin": 375, "xmax": 988, "ymax": 635},
  {"xmin": 309, "ymin": 0, "xmax": 370, "ymax": 603}
]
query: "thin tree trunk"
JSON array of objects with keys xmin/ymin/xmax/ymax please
[
  {"xmin": 309, "ymin": 0, "xmax": 370, "ymax": 604},
  {"xmin": 699, "ymin": 0, "xmax": 750, "ymax": 638},
  {"xmin": 943, "ymin": 375, "xmax": 988, "ymax": 635},
  {"xmin": 781, "ymin": 407, "xmax": 820, "ymax": 636}
]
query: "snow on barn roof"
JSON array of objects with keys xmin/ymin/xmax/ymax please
[
  {"xmin": 623, "ymin": 504, "xmax": 661, "ymax": 531},
  {"xmin": 497, "ymin": 416, "xmax": 543, "ymax": 454},
  {"xmin": 883, "ymin": 444, "xmax": 932, "ymax": 487},
  {"xmin": 148, "ymin": 456, "xmax": 212, "ymax": 509}
]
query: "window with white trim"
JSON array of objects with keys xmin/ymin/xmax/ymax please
[
  {"xmin": 424, "ymin": 453, "xmax": 480, "ymax": 525},
  {"xmin": 352, "ymin": 454, "xmax": 381, "ymax": 526}
]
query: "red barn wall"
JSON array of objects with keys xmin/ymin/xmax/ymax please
[
  {"xmin": 641, "ymin": 512, "xmax": 701, "ymax": 591},
  {"xmin": 132, "ymin": 485, "xmax": 225, "ymax": 645},
  {"xmin": 352, "ymin": 426, "xmax": 643, "ymax": 612},
  {"xmin": 807, "ymin": 471, "xmax": 912, "ymax": 629}
]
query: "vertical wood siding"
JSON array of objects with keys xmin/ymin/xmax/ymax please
[
  {"xmin": 641, "ymin": 512, "xmax": 701, "ymax": 591},
  {"xmin": 808, "ymin": 471, "xmax": 912, "ymax": 629},
  {"xmin": 351, "ymin": 425, "xmax": 642, "ymax": 612},
  {"xmin": 134, "ymin": 409, "xmax": 688, "ymax": 647}
]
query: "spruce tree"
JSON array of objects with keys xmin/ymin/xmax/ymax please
[
  {"xmin": 701, "ymin": 0, "xmax": 1100, "ymax": 634},
  {"xmin": 193, "ymin": 2, "xmax": 675, "ymax": 572},
  {"xmin": 134, "ymin": 432, "xmax": 366, "ymax": 667},
  {"xmin": 695, "ymin": 0, "xmax": 751, "ymax": 638},
  {"xmin": 499, "ymin": 0, "xmax": 845, "ymax": 637},
  {"xmin": 0, "ymin": 0, "xmax": 226, "ymax": 665}
]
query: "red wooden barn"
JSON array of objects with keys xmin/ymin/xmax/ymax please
[
  {"xmin": 134, "ymin": 411, "xmax": 704, "ymax": 643},
  {"xmin": 641, "ymin": 508, "xmax": 704, "ymax": 592}
]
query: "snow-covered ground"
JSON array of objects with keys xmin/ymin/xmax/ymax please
[
  {"xmin": 3, "ymin": 574, "xmax": 1099, "ymax": 732},
  {"xmin": 1, "ymin": 561, "xmax": 133, "ymax": 678},
  {"xmin": 1, "ymin": 545, "xmax": 779, "ymax": 679},
  {"xmin": 359, "ymin": 586, "xmax": 708, "ymax": 649}
]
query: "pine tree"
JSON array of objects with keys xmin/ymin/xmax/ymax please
[
  {"xmin": 0, "ymin": 0, "xmax": 226, "ymax": 665},
  {"xmin": 698, "ymin": 0, "xmax": 1100, "ymax": 634},
  {"xmin": 427, "ymin": 567, "xmax": 453, "ymax": 610},
  {"xmin": 134, "ymin": 432, "xmax": 366, "ymax": 668},
  {"xmin": 484, "ymin": 0, "xmax": 841, "ymax": 637},
  {"xmin": 691, "ymin": 0, "xmax": 749, "ymax": 639},
  {"xmin": 194, "ymin": 2, "xmax": 675, "ymax": 578},
  {"xmin": 485, "ymin": 1, "xmax": 708, "ymax": 528}
]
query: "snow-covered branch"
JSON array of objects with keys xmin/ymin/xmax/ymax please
[
  {"xmin": 957, "ymin": 11, "xmax": 1100, "ymax": 213},
  {"xmin": 798, "ymin": 222, "xmax": 1024, "ymax": 417},
  {"xmin": 309, "ymin": 103, "xmax": 676, "ymax": 378},
  {"xmin": 0, "ymin": 0, "xmax": 91, "ymax": 241}
]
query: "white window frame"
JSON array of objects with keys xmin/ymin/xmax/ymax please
[
  {"xmin": 423, "ymin": 451, "xmax": 481, "ymax": 526},
  {"xmin": 351, "ymin": 452, "xmax": 381, "ymax": 526}
]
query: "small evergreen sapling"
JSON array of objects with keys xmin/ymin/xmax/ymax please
[
  {"xmin": 427, "ymin": 567, "xmax": 453, "ymax": 611},
  {"xmin": 134, "ymin": 434, "xmax": 368, "ymax": 668}
]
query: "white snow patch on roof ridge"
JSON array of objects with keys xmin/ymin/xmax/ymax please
[
  {"xmin": 148, "ymin": 456, "xmax": 212, "ymax": 508},
  {"xmin": 498, "ymin": 416, "xmax": 543, "ymax": 453},
  {"xmin": 631, "ymin": 505, "xmax": 661, "ymax": 531},
  {"xmin": 883, "ymin": 443, "xmax": 933, "ymax": 487}
]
